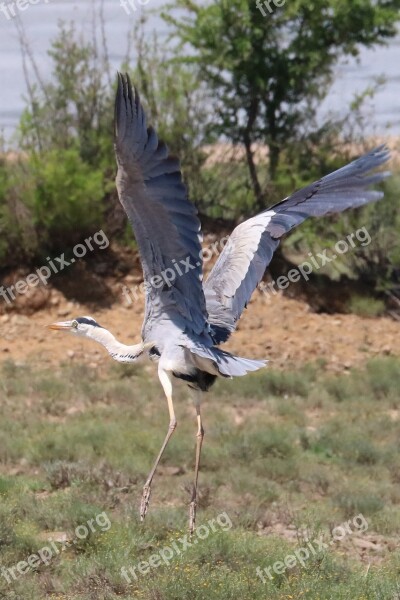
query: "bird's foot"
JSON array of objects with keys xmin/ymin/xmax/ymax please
[
  {"xmin": 140, "ymin": 484, "xmax": 151, "ymax": 521},
  {"xmin": 189, "ymin": 499, "xmax": 197, "ymax": 536}
]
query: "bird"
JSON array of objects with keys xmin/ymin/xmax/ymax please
[{"xmin": 49, "ymin": 73, "xmax": 390, "ymax": 534}]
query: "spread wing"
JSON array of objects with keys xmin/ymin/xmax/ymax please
[
  {"xmin": 204, "ymin": 145, "xmax": 391, "ymax": 343},
  {"xmin": 114, "ymin": 73, "xmax": 208, "ymax": 339}
]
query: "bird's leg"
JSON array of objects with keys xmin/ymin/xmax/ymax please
[
  {"xmin": 189, "ymin": 393, "xmax": 204, "ymax": 536},
  {"xmin": 140, "ymin": 368, "xmax": 177, "ymax": 522}
]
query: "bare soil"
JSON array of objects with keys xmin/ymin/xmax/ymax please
[{"xmin": 1, "ymin": 242, "xmax": 399, "ymax": 371}]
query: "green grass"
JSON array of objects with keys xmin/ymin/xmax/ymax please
[
  {"xmin": 0, "ymin": 357, "xmax": 400, "ymax": 599},
  {"xmin": 346, "ymin": 295, "xmax": 386, "ymax": 318}
]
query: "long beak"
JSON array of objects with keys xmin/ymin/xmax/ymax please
[{"xmin": 47, "ymin": 321, "xmax": 73, "ymax": 331}]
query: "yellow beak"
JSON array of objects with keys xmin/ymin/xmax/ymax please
[{"xmin": 47, "ymin": 321, "xmax": 73, "ymax": 331}]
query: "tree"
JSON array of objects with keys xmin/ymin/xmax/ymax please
[
  {"xmin": 18, "ymin": 20, "xmax": 114, "ymax": 170},
  {"xmin": 163, "ymin": 0, "xmax": 400, "ymax": 210}
]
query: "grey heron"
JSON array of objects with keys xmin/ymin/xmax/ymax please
[{"xmin": 49, "ymin": 73, "xmax": 390, "ymax": 533}]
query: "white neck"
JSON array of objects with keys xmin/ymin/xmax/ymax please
[{"xmin": 86, "ymin": 327, "xmax": 146, "ymax": 363}]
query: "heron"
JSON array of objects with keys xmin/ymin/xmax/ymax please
[{"xmin": 49, "ymin": 73, "xmax": 390, "ymax": 533}]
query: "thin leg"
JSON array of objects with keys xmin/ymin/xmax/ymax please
[
  {"xmin": 189, "ymin": 393, "xmax": 204, "ymax": 535},
  {"xmin": 140, "ymin": 368, "xmax": 177, "ymax": 521}
]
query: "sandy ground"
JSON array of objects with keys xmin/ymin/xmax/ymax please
[
  {"xmin": 1, "ymin": 282, "xmax": 399, "ymax": 371},
  {"xmin": 2, "ymin": 138, "xmax": 399, "ymax": 371}
]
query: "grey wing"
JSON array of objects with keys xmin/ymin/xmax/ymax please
[
  {"xmin": 204, "ymin": 145, "xmax": 391, "ymax": 343},
  {"xmin": 114, "ymin": 73, "xmax": 208, "ymax": 339}
]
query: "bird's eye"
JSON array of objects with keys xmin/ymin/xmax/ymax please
[{"xmin": 72, "ymin": 320, "xmax": 79, "ymax": 329}]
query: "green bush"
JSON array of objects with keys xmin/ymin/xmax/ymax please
[
  {"xmin": 31, "ymin": 148, "xmax": 105, "ymax": 248},
  {"xmin": 0, "ymin": 158, "xmax": 38, "ymax": 264},
  {"xmin": 346, "ymin": 295, "xmax": 386, "ymax": 317}
]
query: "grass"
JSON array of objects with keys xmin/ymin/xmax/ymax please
[
  {"xmin": 0, "ymin": 357, "xmax": 400, "ymax": 598},
  {"xmin": 346, "ymin": 295, "xmax": 386, "ymax": 318}
]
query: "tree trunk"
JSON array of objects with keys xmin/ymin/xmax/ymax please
[
  {"xmin": 243, "ymin": 98, "xmax": 264, "ymax": 212},
  {"xmin": 266, "ymin": 102, "xmax": 280, "ymax": 181},
  {"xmin": 268, "ymin": 141, "xmax": 280, "ymax": 181}
]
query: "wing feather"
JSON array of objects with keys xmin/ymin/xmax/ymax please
[
  {"xmin": 114, "ymin": 73, "xmax": 208, "ymax": 338},
  {"xmin": 204, "ymin": 146, "xmax": 390, "ymax": 343}
]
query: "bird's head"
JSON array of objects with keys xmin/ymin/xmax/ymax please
[
  {"xmin": 48, "ymin": 315, "xmax": 154, "ymax": 362},
  {"xmin": 48, "ymin": 316, "xmax": 103, "ymax": 339}
]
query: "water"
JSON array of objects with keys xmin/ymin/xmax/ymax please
[{"xmin": 0, "ymin": 0, "xmax": 399, "ymax": 141}]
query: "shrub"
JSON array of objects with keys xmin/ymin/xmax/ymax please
[
  {"xmin": 30, "ymin": 148, "xmax": 105, "ymax": 249},
  {"xmin": 346, "ymin": 295, "xmax": 386, "ymax": 317}
]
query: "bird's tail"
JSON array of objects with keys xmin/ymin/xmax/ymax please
[{"xmin": 186, "ymin": 344, "xmax": 267, "ymax": 378}]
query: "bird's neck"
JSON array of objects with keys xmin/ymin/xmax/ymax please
[{"xmin": 87, "ymin": 327, "xmax": 146, "ymax": 363}]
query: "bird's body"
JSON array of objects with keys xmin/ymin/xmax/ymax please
[{"xmin": 50, "ymin": 73, "xmax": 391, "ymax": 533}]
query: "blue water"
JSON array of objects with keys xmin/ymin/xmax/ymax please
[{"xmin": 0, "ymin": 0, "xmax": 398, "ymax": 141}]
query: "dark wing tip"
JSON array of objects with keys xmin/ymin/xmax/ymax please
[
  {"xmin": 365, "ymin": 144, "xmax": 391, "ymax": 170},
  {"xmin": 357, "ymin": 145, "xmax": 391, "ymax": 187},
  {"xmin": 355, "ymin": 144, "xmax": 391, "ymax": 177},
  {"xmin": 114, "ymin": 71, "xmax": 125, "ymax": 141},
  {"xmin": 114, "ymin": 72, "xmax": 138, "ymax": 143},
  {"xmin": 319, "ymin": 143, "xmax": 391, "ymax": 188}
]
